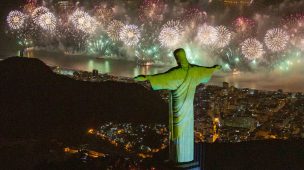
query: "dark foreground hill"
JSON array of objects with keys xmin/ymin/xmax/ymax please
[
  {"xmin": 152, "ymin": 139, "xmax": 304, "ymax": 170},
  {"xmin": 203, "ymin": 139, "xmax": 304, "ymax": 169},
  {"xmin": 0, "ymin": 57, "xmax": 168, "ymax": 140}
]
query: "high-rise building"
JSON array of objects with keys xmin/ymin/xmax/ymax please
[
  {"xmin": 57, "ymin": 1, "xmax": 74, "ymax": 11},
  {"xmin": 56, "ymin": 1, "xmax": 74, "ymax": 22}
]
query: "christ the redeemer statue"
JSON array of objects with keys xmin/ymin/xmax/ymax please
[{"xmin": 134, "ymin": 48, "xmax": 221, "ymax": 164}]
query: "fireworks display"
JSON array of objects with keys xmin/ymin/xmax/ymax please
[
  {"xmin": 139, "ymin": 0, "xmax": 166, "ymax": 23},
  {"xmin": 83, "ymin": 17, "xmax": 98, "ymax": 34},
  {"xmin": 196, "ymin": 24, "xmax": 218, "ymax": 46},
  {"xmin": 38, "ymin": 12, "xmax": 56, "ymax": 31},
  {"xmin": 70, "ymin": 10, "xmax": 88, "ymax": 30},
  {"xmin": 290, "ymin": 35, "xmax": 304, "ymax": 51},
  {"xmin": 135, "ymin": 43, "xmax": 161, "ymax": 61},
  {"xmin": 241, "ymin": 38, "xmax": 264, "ymax": 60},
  {"xmin": 23, "ymin": 2, "xmax": 36, "ymax": 14},
  {"xmin": 159, "ymin": 20, "xmax": 184, "ymax": 48},
  {"xmin": 119, "ymin": 25, "xmax": 141, "ymax": 46},
  {"xmin": 264, "ymin": 28, "xmax": 290, "ymax": 52},
  {"xmin": 94, "ymin": 6, "xmax": 114, "ymax": 29},
  {"xmin": 233, "ymin": 17, "xmax": 256, "ymax": 34},
  {"xmin": 5, "ymin": 1, "xmax": 304, "ymax": 71},
  {"xmin": 70, "ymin": 10, "xmax": 97, "ymax": 34},
  {"xmin": 282, "ymin": 13, "xmax": 304, "ymax": 34},
  {"xmin": 32, "ymin": 6, "xmax": 49, "ymax": 24},
  {"xmin": 182, "ymin": 8, "xmax": 207, "ymax": 29},
  {"xmin": 107, "ymin": 20, "xmax": 124, "ymax": 41},
  {"xmin": 87, "ymin": 34, "xmax": 117, "ymax": 56},
  {"xmin": 214, "ymin": 26, "xmax": 232, "ymax": 48},
  {"xmin": 7, "ymin": 10, "xmax": 26, "ymax": 30}
]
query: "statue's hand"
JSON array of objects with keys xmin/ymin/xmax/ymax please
[
  {"xmin": 134, "ymin": 75, "xmax": 147, "ymax": 82},
  {"xmin": 213, "ymin": 65, "xmax": 222, "ymax": 70}
]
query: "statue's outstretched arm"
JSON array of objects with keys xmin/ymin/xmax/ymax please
[
  {"xmin": 134, "ymin": 67, "xmax": 178, "ymax": 82},
  {"xmin": 134, "ymin": 67, "xmax": 181, "ymax": 90},
  {"xmin": 194, "ymin": 64, "xmax": 222, "ymax": 84},
  {"xmin": 134, "ymin": 75, "xmax": 147, "ymax": 82},
  {"xmin": 212, "ymin": 65, "xmax": 222, "ymax": 70}
]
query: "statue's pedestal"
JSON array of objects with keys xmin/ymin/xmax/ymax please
[
  {"xmin": 164, "ymin": 143, "xmax": 203, "ymax": 170},
  {"xmin": 173, "ymin": 161, "xmax": 200, "ymax": 170}
]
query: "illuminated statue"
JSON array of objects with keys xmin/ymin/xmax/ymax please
[{"xmin": 134, "ymin": 48, "xmax": 221, "ymax": 164}]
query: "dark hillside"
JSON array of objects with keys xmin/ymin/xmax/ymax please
[{"xmin": 0, "ymin": 57, "xmax": 168, "ymax": 140}]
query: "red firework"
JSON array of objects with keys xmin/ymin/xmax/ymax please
[
  {"xmin": 139, "ymin": 0, "xmax": 166, "ymax": 23},
  {"xmin": 232, "ymin": 16, "xmax": 256, "ymax": 41}
]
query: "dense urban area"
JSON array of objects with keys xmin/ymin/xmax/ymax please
[{"xmin": 53, "ymin": 67, "xmax": 304, "ymax": 166}]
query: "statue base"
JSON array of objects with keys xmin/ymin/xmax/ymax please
[
  {"xmin": 174, "ymin": 161, "xmax": 200, "ymax": 170},
  {"xmin": 164, "ymin": 143, "xmax": 203, "ymax": 170}
]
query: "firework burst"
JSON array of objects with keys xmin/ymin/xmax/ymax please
[
  {"xmin": 282, "ymin": 13, "xmax": 304, "ymax": 30},
  {"xmin": 70, "ymin": 10, "xmax": 97, "ymax": 34},
  {"xmin": 32, "ymin": 7, "xmax": 49, "ymax": 24},
  {"xmin": 281, "ymin": 13, "xmax": 304, "ymax": 39},
  {"xmin": 135, "ymin": 43, "xmax": 161, "ymax": 61},
  {"xmin": 94, "ymin": 6, "xmax": 114, "ymax": 28},
  {"xmin": 23, "ymin": 2, "xmax": 36, "ymax": 14},
  {"xmin": 196, "ymin": 24, "xmax": 217, "ymax": 46},
  {"xmin": 87, "ymin": 35, "xmax": 115, "ymax": 56},
  {"xmin": 38, "ymin": 12, "xmax": 56, "ymax": 31},
  {"xmin": 214, "ymin": 26, "xmax": 232, "ymax": 48},
  {"xmin": 159, "ymin": 20, "xmax": 184, "ymax": 48},
  {"xmin": 233, "ymin": 17, "xmax": 256, "ymax": 33},
  {"xmin": 241, "ymin": 38, "xmax": 264, "ymax": 60},
  {"xmin": 70, "ymin": 10, "xmax": 87, "ymax": 27},
  {"xmin": 139, "ymin": 0, "xmax": 166, "ymax": 23},
  {"xmin": 83, "ymin": 17, "xmax": 98, "ymax": 34},
  {"xmin": 107, "ymin": 20, "xmax": 124, "ymax": 41},
  {"xmin": 119, "ymin": 24, "xmax": 141, "ymax": 46},
  {"xmin": 7, "ymin": 10, "xmax": 26, "ymax": 30},
  {"xmin": 264, "ymin": 28, "xmax": 290, "ymax": 52}
]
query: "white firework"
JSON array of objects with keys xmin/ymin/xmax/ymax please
[
  {"xmin": 70, "ymin": 10, "xmax": 88, "ymax": 29},
  {"xmin": 264, "ymin": 28, "xmax": 290, "ymax": 52},
  {"xmin": 32, "ymin": 6, "xmax": 49, "ymax": 24},
  {"xmin": 241, "ymin": 38, "xmax": 265, "ymax": 60},
  {"xmin": 38, "ymin": 12, "xmax": 56, "ymax": 31},
  {"xmin": 214, "ymin": 26, "xmax": 232, "ymax": 48},
  {"xmin": 159, "ymin": 20, "xmax": 184, "ymax": 48},
  {"xmin": 7, "ymin": 10, "xmax": 26, "ymax": 30},
  {"xmin": 119, "ymin": 24, "xmax": 141, "ymax": 46},
  {"xmin": 82, "ymin": 17, "xmax": 98, "ymax": 34},
  {"xmin": 70, "ymin": 10, "xmax": 97, "ymax": 34},
  {"xmin": 107, "ymin": 20, "xmax": 124, "ymax": 41},
  {"xmin": 196, "ymin": 24, "xmax": 218, "ymax": 46}
]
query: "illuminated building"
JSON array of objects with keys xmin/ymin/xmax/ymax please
[
  {"xmin": 223, "ymin": 0, "xmax": 253, "ymax": 6},
  {"xmin": 88, "ymin": 128, "xmax": 95, "ymax": 134},
  {"xmin": 212, "ymin": 117, "xmax": 220, "ymax": 142},
  {"xmin": 57, "ymin": 1, "xmax": 73, "ymax": 10},
  {"xmin": 55, "ymin": 0, "xmax": 74, "ymax": 18}
]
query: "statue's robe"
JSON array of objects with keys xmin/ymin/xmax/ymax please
[{"xmin": 147, "ymin": 65, "xmax": 217, "ymax": 163}]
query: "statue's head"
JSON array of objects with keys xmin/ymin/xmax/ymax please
[{"xmin": 173, "ymin": 48, "xmax": 189, "ymax": 68}]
